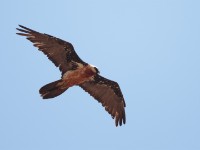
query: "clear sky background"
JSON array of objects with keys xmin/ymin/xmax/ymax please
[{"xmin": 1, "ymin": 0, "xmax": 200, "ymax": 150}]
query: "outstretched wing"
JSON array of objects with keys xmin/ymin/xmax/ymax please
[
  {"xmin": 79, "ymin": 75, "xmax": 126, "ymax": 126},
  {"xmin": 16, "ymin": 25, "xmax": 87, "ymax": 75}
]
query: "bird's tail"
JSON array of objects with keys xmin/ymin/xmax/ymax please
[{"xmin": 39, "ymin": 79, "xmax": 68, "ymax": 99}]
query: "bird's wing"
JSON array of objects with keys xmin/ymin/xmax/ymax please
[
  {"xmin": 16, "ymin": 25, "xmax": 87, "ymax": 75},
  {"xmin": 79, "ymin": 75, "xmax": 126, "ymax": 126}
]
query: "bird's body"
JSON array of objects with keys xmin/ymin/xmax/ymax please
[
  {"xmin": 62, "ymin": 64, "xmax": 96, "ymax": 86},
  {"xmin": 16, "ymin": 25, "xmax": 126, "ymax": 126},
  {"xmin": 40, "ymin": 64, "xmax": 97, "ymax": 99}
]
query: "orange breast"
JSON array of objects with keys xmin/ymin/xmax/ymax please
[{"xmin": 62, "ymin": 65, "xmax": 95, "ymax": 87}]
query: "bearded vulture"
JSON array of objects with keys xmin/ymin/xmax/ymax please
[{"xmin": 16, "ymin": 25, "xmax": 126, "ymax": 126}]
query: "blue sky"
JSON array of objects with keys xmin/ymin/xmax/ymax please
[{"xmin": 1, "ymin": 0, "xmax": 200, "ymax": 149}]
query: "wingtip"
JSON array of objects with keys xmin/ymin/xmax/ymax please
[
  {"xmin": 16, "ymin": 33, "xmax": 30, "ymax": 36},
  {"xmin": 123, "ymin": 114, "xmax": 126, "ymax": 124},
  {"xmin": 16, "ymin": 28, "xmax": 21, "ymax": 32},
  {"xmin": 16, "ymin": 24, "xmax": 25, "ymax": 34},
  {"xmin": 17, "ymin": 24, "xmax": 35, "ymax": 32},
  {"xmin": 18, "ymin": 24, "xmax": 24, "ymax": 28},
  {"xmin": 17, "ymin": 24, "xmax": 24, "ymax": 29},
  {"xmin": 115, "ymin": 112, "xmax": 126, "ymax": 127}
]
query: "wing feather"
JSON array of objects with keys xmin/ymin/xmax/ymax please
[
  {"xmin": 16, "ymin": 25, "xmax": 87, "ymax": 74},
  {"xmin": 80, "ymin": 75, "xmax": 126, "ymax": 126}
]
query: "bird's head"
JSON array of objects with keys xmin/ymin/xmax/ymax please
[{"xmin": 90, "ymin": 64, "xmax": 100, "ymax": 74}]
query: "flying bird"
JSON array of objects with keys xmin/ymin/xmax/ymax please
[{"xmin": 16, "ymin": 25, "xmax": 126, "ymax": 126}]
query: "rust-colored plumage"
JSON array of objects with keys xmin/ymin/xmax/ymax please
[{"xmin": 16, "ymin": 25, "xmax": 126, "ymax": 126}]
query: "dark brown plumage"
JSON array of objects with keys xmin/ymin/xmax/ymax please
[{"xmin": 16, "ymin": 25, "xmax": 126, "ymax": 126}]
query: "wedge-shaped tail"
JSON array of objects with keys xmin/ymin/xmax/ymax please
[{"xmin": 39, "ymin": 79, "xmax": 68, "ymax": 99}]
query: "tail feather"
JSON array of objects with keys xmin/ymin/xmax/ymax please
[{"xmin": 39, "ymin": 79, "xmax": 68, "ymax": 99}]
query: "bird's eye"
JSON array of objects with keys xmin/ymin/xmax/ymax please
[{"xmin": 95, "ymin": 67, "xmax": 100, "ymax": 74}]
